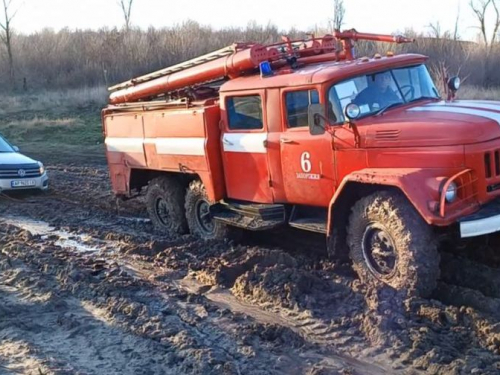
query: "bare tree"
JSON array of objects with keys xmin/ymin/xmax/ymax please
[
  {"xmin": 0, "ymin": 0, "xmax": 18, "ymax": 87},
  {"xmin": 332, "ymin": 0, "xmax": 345, "ymax": 31},
  {"xmin": 470, "ymin": 0, "xmax": 500, "ymax": 49},
  {"xmin": 427, "ymin": 21, "xmax": 442, "ymax": 38},
  {"xmin": 453, "ymin": 5, "xmax": 461, "ymax": 40},
  {"xmin": 118, "ymin": 0, "xmax": 134, "ymax": 31}
]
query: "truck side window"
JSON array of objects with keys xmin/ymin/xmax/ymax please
[
  {"xmin": 285, "ymin": 90, "xmax": 319, "ymax": 128},
  {"xmin": 226, "ymin": 95, "xmax": 263, "ymax": 130}
]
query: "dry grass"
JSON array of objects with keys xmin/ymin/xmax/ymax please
[
  {"xmin": 0, "ymin": 86, "xmax": 107, "ymax": 115},
  {"xmin": 0, "ymin": 87, "xmax": 105, "ymax": 146},
  {"xmin": 457, "ymin": 85, "xmax": 500, "ymax": 100}
]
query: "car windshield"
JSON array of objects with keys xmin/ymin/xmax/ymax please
[
  {"xmin": 327, "ymin": 64, "xmax": 440, "ymax": 122},
  {"xmin": 0, "ymin": 136, "xmax": 14, "ymax": 152}
]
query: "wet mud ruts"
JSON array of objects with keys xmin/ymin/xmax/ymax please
[{"xmin": 2, "ymin": 159, "xmax": 500, "ymax": 373}]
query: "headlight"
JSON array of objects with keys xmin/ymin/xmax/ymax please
[
  {"xmin": 445, "ymin": 181, "xmax": 457, "ymax": 203},
  {"xmin": 38, "ymin": 161, "xmax": 45, "ymax": 175}
]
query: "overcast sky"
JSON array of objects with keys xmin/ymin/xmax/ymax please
[{"xmin": 6, "ymin": 0, "xmax": 496, "ymax": 42}]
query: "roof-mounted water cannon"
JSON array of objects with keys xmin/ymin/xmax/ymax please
[{"xmin": 334, "ymin": 29, "xmax": 415, "ymax": 60}]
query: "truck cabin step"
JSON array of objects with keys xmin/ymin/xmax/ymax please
[
  {"xmin": 210, "ymin": 201, "xmax": 285, "ymax": 231},
  {"xmin": 288, "ymin": 206, "xmax": 328, "ymax": 234}
]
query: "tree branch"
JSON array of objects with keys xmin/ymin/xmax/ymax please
[
  {"xmin": 470, "ymin": 0, "xmax": 492, "ymax": 46},
  {"xmin": 490, "ymin": 0, "xmax": 500, "ymax": 46}
]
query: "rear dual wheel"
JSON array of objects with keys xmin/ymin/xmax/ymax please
[
  {"xmin": 146, "ymin": 177, "xmax": 188, "ymax": 234},
  {"xmin": 146, "ymin": 177, "xmax": 235, "ymax": 240},
  {"xmin": 184, "ymin": 180, "xmax": 234, "ymax": 240}
]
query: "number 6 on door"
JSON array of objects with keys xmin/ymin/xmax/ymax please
[{"xmin": 301, "ymin": 152, "xmax": 311, "ymax": 173}]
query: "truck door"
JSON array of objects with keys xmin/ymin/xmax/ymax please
[
  {"xmin": 279, "ymin": 88, "xmax": 336, "ymax": 206},
  {"xmin": 220, "ymin": 91, "xmax": 273, "ymax": 203}
]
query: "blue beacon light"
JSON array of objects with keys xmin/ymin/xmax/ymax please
[{"xmin": 259, "ymin": 61, "xmax": 273, "ymax": 78}]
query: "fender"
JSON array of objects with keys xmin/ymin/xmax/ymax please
[{"xmin": 327, "ymin": 168, "xmax": 477, "ymax": 236}]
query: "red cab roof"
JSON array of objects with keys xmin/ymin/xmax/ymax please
[{"xmin": 220, "ymin": 53, "xmax": 428, "ymax": 92}]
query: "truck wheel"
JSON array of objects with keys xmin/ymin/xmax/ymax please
[
  {"xmin": 146, "ymin": 176, "xmax": 188, "ymax": 234},
  {"xmin": 347, "ymin": 191, "xmax": 439, "ymax": 298},
  {"xmin": 185, "ymin": 180, "xmax": 232, "ymax": 240}
]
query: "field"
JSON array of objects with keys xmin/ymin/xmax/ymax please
[{"xmin": 2, "ymin": 88, "xmax": 500, "ymax": 374}]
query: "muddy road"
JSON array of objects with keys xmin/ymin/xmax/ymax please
[{"xmin": 2, "ymin": 151, "xmax": 500, "ymax": 374}]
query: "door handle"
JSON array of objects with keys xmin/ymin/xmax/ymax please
[
  {"xmin": 223, "ymin": 138, "xmax": 233, "ymax": 146},
  {"xmin": 280, "ymin": 138, "xmax": 294, "ymax": 144}
]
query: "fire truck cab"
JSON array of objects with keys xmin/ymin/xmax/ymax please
[{"xmin": 103, "ymin": 30, "xmax": 500, "ymax": 298}]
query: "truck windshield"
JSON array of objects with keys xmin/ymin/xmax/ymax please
[
  {"xmin": 327, "ymin": 64, "xmax": 440, "ymax": 122},
  {"xmin": 0, "ymin": 136, "xmax": 14, "ymax": 152}
]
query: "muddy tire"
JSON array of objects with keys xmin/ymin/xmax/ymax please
[
  {"xmin": 185, "ymin": 180, "xmax": 235, "ymax": 240},
  {"xmin": 347, "ymin": 190, "xmax": 439, "ymax": 298},
  {"xmin": 146, "ymin": 176, "xmax": 188, "ymax": 234}
]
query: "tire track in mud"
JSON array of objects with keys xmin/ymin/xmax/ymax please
[
  {"xmin": 154, "ymin": 236, "xmax": 500, "ymax": 374},
  {"xmin": 0, "ymin": 221, "xmax": 370, "ymax": 374},
  {"xmin": 119, "ymin": 259, "xmax": 392, "ymax": 375}
]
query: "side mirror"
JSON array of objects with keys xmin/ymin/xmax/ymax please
[
  {"xmin": 12, "ymin": 146, "xmax": 19, "ymax": 152},
  {"xmin": 308, "ymin": 104, "xmax": 326, "ymax": 136}
]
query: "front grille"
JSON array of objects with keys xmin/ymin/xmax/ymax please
[
  {"xmin": 484, "ymin": 151, "xmax": 500, "ymax": 179},
  {"xmin": 0, "ymin": 164, "xmax": 41, "ymax": 179},
  {"xmin": 484, "ymin": 151, "xmax": 500, "ymax": 193}
]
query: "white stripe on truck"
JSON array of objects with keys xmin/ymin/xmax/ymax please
[
  {"xmin": 429, "ymin": 101, "xmax": 500, "ymax": 112},
  {"xmin": 105, "ymin": 137, "xmax": 144, "ymax": 153},
  {"xmin": 409, "ymin": 106, "xmax": 500, "ymax": 125},
  {"xmin": 105, "ymin": 137, "xmax": 206, "ymax": 156},
  {"xmin": 222, "ymin": 133, "xmax": 267, "ymax": 153},
  {"xmin": 106, "ymin": 133, "xmax": 268, "ymax": 155},
  {"xmin": 151, "ymin": 138, "xmax": 206, "ymax": 156}
]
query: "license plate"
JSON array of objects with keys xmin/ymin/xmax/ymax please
[{"xmin": 11, "ymin": 180, "xmax": 36, "ymax": 188}]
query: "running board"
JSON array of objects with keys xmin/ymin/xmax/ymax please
[
  {"xmin": 288, "ymin": 206, "xmax": 327, "ymax": 234},
  {"xmin": 210, "ymin": 201, "xmax": 285, "ymax": 231}
]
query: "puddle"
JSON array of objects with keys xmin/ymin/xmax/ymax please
[
  {"xmin": 2, "ymin": 216, "xmax": 118, "ymax": 254},
  {"xmin": 117, "ymin": 216, "xmax": 150, "ymax": 224}
]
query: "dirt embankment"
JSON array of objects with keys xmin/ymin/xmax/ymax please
[{"xmin": 2, "ymin": 159, "xmax": 500, "ymax": 374}]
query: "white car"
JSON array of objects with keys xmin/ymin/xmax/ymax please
[{"xmin": 0, "ymin": 135, "xmax": 48, "ymax": 192}]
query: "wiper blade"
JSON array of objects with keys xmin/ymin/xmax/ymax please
[{"xmin": 374, "ymin": 102, "xmax": 403, "ymax": 116}]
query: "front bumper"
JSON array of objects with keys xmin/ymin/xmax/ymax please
[
  {"xmin": 460, "ymin": 199, "xmax": 500, "ymax": 238},
  {"xmin": 0, "ymin": 173, "xmax": 49, "ymax": 192}
]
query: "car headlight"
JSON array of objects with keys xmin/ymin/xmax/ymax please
[
  {"xmin": 445, "ymin": 181, "xmax": 457, "ymax": 203},
  {"xmin": 38, "ymin": 161, "xmax": 45, "ymax": 175}
]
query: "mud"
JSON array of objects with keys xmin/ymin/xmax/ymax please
[{"xmin": 3, "ymin": 156, "xmax": 500, "ymax": 373}]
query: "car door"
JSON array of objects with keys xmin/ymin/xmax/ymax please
[
  {"xmin": 279, "ymin": 88, "xmax": 336, "ymax": 206},
  {"xmin": 220, "ymin": 91, "xmax": 273, "ymax": 203}
]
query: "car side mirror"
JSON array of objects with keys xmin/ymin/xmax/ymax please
[
  {"xmin": 308, "ymin": 104, "xmax": 326, "ymax": 136},
  {"xmin": 12, "ymin": 146, "xmax": 19, "ymax": 152}
]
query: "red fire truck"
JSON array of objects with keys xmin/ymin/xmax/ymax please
[{"xmin": 102, "ymin": 30, "xmax": 500, "ymax": 297}]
